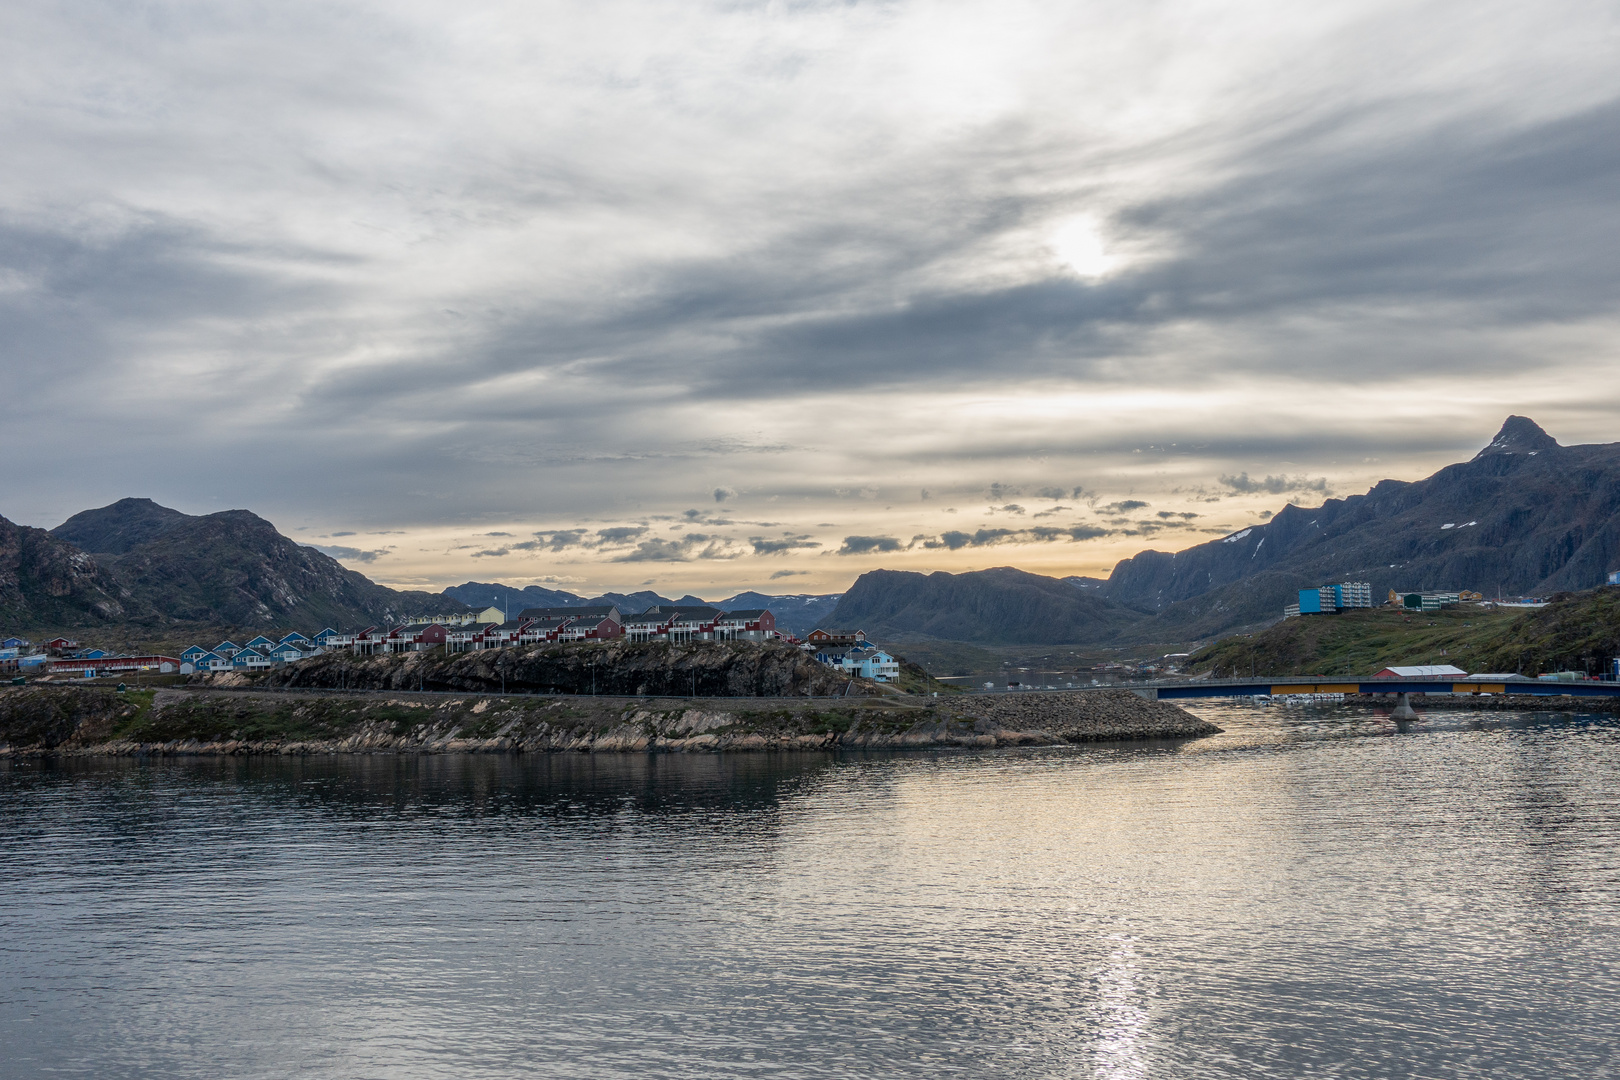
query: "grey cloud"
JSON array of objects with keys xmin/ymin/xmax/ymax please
[
  {"xmin": 612, "ymin": 534, "xmax": 739, "ymax": 562},
  {"xmin": 751, "ymin": 534, "xmax": 821, "ymax": 555},
  {"xmin": 330, "ymin": 531, "xmax": 356, "ymax": 537},
  {"xmin": 471, "ymin": 547, "xmax": 510, "ymax": 558},
  {"xmin": 313, "ymin": 544, "xmax": 388, "ymax": 563},
  {"xmin": 930, "ymin": 529, "xmax": 1016, "ymax": 550},
  {"xmin": 713, "ymin": 487, "xmax": 736, "ymax": 503},
  {"xmin": 595, "ymin": 526, "xmax": 649, "ymax": 545},
  {"xmin": 769, "ymin": 569, "xmax": 810, "ymax": 579},
  {"xmin": 921, "ymin": 524, "xmax": 1113, "ymax": 549},
  {"xmin": 993, "ymin": 504, "xmax": 1026, "ymax": 515},
  {"xmin": 1219, "ymin": 473, "xmax": 1329, "ymax": 495},
  {"xmin": 535, "ymin": 529, "xmax": 590, "ymax": 551},
  {"xmin": 1103, "ymin": 500, "xmax": 1149, "ymax": 513},
  {"xmin": 835, "ymin": 535, "xmax": 904, "ymax": 555}
]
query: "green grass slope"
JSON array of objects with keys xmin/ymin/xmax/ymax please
[{"xmin": 1189, "ymin": 587, "xmax": 1620, "ymax": 678}]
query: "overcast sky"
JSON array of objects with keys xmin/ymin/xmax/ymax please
[{"xmin": 3, "ymin": 0, "xmax": 1617, "ymax": 596}]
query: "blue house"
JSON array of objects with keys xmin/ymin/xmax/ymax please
[
  {"xmin": 267, "ymin": 642, "xmax": 304, "ymax": 663},
  {"xmin": 80, "ymin": 649, "xmax": 108, "ymax": 660},
  {"xmin": 2, "ymin": 637, "xmax": 28, "ymax": 649},
  {"xmin": 232, "ymin": 648, "xmax": 272, "ymax": 670},
  {"xmin": 279, "ymin": 631, "xmax": 311, "ymax": 646},
  {"xmin": 313, "ymin": 628, "xmax": 339, "ymax": 646},
  {"xmin": 242, "ymin": 635, "xmax": 276, "ymax": 651},
  {"xmin": 213, "ymin": 640, "xmax": 241, "ymax": 658},
  {"xmin": 181, "ymin": 645, "xmax": 211, "ymax": 665}
]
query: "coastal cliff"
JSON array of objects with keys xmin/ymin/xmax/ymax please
[{"xmin": 0, "ymin": 685, "xmax": 1220, "ymax": 756}]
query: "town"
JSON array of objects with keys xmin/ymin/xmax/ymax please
[
  {"xmin": 1, "ymin": 603, "xmax": 903, "ymax": 684},
  {"xmin": 1282, "ymin": 582, "xmax": 1546, "ymax": 617}
]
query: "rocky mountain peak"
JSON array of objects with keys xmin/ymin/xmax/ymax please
[
  {"xmin": 52, "ymin": 497, "xmax": 193, "ymax": 555},
  {"xmin": 1474, "ymin": 416, "xmax": 1559, "ymax": 459}
]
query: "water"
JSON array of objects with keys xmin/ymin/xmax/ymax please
[{"xmin": 2, "ymin": 702, "xmax": 1617, "ymax": 1079}]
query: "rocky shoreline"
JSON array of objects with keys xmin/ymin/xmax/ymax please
[{"xmin": 0, "ymin": 685, "xmax": 1221, "ymax": 757}]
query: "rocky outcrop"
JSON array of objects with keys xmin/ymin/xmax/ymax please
[
  {"xmin": 0, "ymin": 686, "xmax": 141, "ymax": 749},
  {"xmin": 0, "ymin": 515, "xmax": 130, "ymax": 626},
  {"xmin": 0, "ymin": 686, "xmax": 1220, "ymax": 756},
  {"xmin": 249, "ymin": 639, "xmax": 875, "ymax": 698}
]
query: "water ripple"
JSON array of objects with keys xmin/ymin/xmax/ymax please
[{"xmin": 2, "ymin": 703, "xmax": 1617, "ymax": 1078}]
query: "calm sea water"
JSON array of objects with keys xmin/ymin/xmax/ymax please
[{"xmin": 2, "ymin": 702, "xmax": 1617, "ymax": 1080}]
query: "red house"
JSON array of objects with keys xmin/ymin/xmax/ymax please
[
  {"xmin": 385, "ymin": 622, "xmax": 449, "ymax": 652},
  {"xmin": 563, "ymin": 614, "xmax": 621, "ymax": 642},
  {"xmin": 713, "ymin": 609, "xmax": 776, "ymax": 641},
  {"xmin": 806, "ymin": 628, "xmax": 864, "ymax": 647}
]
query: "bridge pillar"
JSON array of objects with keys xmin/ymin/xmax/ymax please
[
  {"xmin": 1130, "ymin": 687, "xmax": 1158, "ymax": 701},
  {"xmin": 1390, "ymin": 692, "xmax": 1419, "ymax": 721}
]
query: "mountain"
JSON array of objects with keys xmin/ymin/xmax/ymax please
[
  {"xmin": 53, "ymin": 497, "xmax": 191, "ymax": 555},
  {"xmin": 443, "ymin": 581, "xmax": 840, "ymax": 635},
  {"xmin": 442, "ymin": 582, "xmax": 588, "ymax": 612},
  {"xmin": 713, "ymin": 592, "xmax": 842, "ymax": 637},
  {"xmin": 25, "ymin": 499, "xmax": 462, "ymax": 631},
  {"xmin": 1100, "ymin": 416, "xmax": 1620, "ymax": 637},
  {"xmin": 0, "ymin": 515, "xmax": 130, "ymax": 627},
  {"xmin": 822, "ymin": 417, "xmax": 1620, "ymax": 647},
  {"xmin": 823, "ymin": 566, "xmax": 1143, "ymax": 644},
  {"xmin": 441, "ymin": 582, "xmax": 704, "ymax": 617}
]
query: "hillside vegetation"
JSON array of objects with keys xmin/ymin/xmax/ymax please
[{"xmin": 1189, "ymin": 587, "xmax": 1620, "ymax": 677}]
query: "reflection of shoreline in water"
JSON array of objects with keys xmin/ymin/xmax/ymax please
[{"xmin": 14, "ymin": 751, "xmax": 847, "ymax": 824}]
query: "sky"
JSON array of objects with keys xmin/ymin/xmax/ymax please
[{"xmin": 2, "ymin": 0, "xmax": 1618, "ymax": 598}]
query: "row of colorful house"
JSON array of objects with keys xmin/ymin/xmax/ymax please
[
  {"xmin": 324, "ymin": 604, "xmax": 783, "ymax": 654},
  {"xmin": 25, "ymin": 602, "xmax": 903, "ymax": 685}
]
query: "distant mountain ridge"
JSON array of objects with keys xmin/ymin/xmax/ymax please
[
  {"xmin": 824, "ymin": 566, "xmax": 1142, "ymax": 644},
  {"xmin": 0, "ymin": 499, "xmax": 462, "ymax": 631},
  {"xmin": 1100, "ymin": 415, "xmax": 1620, "ymax": 638},
  {"xmin": 12, "ymin": 416, "xmax": 1611, "ymax": 646},
  {"xmin": 824, "ymin": 417, "xmax": 1620, "ymax": 645},
  {"xmin": 443, "ymin": 582, "xmax": 842, "ymax": 637}
]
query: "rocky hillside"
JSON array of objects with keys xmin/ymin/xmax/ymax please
[
  {"xmin": 0, "ymin": 498, "xmax": 461, "ymax": 632},
  {"xmin": 824, "ymin": 566, "xmax": 1145, "ymax": 644},
  {"xmin": 52, "ymin": 497, "xmax": 192, "ymax": 555},
  {"xmin": 825, "ymin": 417, "xmax": 1620, "ymax": 646},
  {"xmin": 1105, "ymin": 417, "xmax": 1620, "ymax": 635},
  {"xmin": 82, "ymin": 506, "xmax": 455, "ymax": 628},
  {"xmin": 1187, "ymin": 585, "xmax": 1620, "ymax": 678},
  {"xmin": 0, "ymin": 515, "xmax": 131, "ymax": 627}
]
